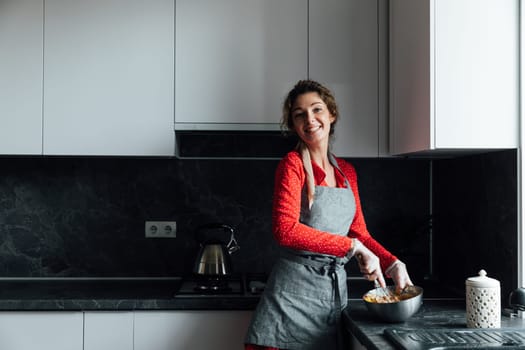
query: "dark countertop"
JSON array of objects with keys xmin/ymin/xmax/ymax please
[
  {"xmin": 344, "ymin": 299, "xmax": 525, "ymax": 350},
  {"xmin": 0, "ymin": 276, "xmax": 462, "ymax": 312},
  {"xmin": 0, "ymin": 278, "xmax": 260, "ymax": 311}
]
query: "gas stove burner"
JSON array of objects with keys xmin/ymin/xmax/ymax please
[
  {"xmin": 194, "ymin": 280, "xmax": 232, "ymax": 292},
  {"xmin": 177, "ymin": 274, "xmax": 261, "ymax": 297},
  {"xmin": 194, "ymin": 283, "xmax": 232, "ymax": 292},
  {"xmin": 193, "ymin": 277, "xmax": 232, "ymax": 292}
]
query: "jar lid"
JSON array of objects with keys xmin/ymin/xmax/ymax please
[{"xmin": 466, "ymin": 269, "xmax": 500, "ymax": 288}]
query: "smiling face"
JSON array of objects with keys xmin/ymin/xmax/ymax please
[
  {"xmin": 291, "ymin": 92, "xmax": 335, "ymax": 148},
  {"xmin": 281, "ymin": 80, "xmax": 339, "ymax": 143}
]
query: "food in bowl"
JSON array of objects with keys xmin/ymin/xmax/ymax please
[
  {"xmin": 363, "ymin": 285, "xmax": 420, "ymax": 303},
  {"xmin": 362, "ymin": 285, "xmax": 423, "ymax": 323}
]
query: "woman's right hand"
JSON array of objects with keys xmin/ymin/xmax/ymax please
[{"xmin": 351, "ymin": 239, "xmax": 386, "ymax": 287}]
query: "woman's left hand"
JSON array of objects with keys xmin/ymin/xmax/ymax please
[{"xmin": 386, "ymin": 260, "xmax": 413, "ymax": 293}]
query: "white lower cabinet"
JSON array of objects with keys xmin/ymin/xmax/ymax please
[
  {"xmin": 134, "ymin": 310, "xmax": 253, "ymax": 350},
  {"xmin": 0, "ymin": 310, "xmax": 252, "ymax": 349},
  {"xmin": 83, "ymin": 311, "xmax": 134, "ymax": 350},
  {"xmin": 0, "ymin": 312, "xmax": 83, "ymax": 350}
]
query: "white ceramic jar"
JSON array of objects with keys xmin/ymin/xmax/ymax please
[{"xmin": 465, "ymin": 269, "xmax": 501, "ymax": 328}]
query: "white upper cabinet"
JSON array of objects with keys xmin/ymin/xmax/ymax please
[
  {"xmin": 175, "ymin": 0, "xmax": 386, "ymax": 158},
  {"xmin": 175, "ymin": 0, "xmax": 308, "ymax": 131},
  {"xmin": 0, "ymin": 0, "xmax": 43, "ymax": 155},
  {"xmin": 389, "ymin": 0, "xmax": 519, "ymax": 155},
  {"xmin": 1, "ymin": 0, "xmax": 386, "ymax": 157},
  {"xmin": 309, "ymin": 0, "xmax": 387, "ymax": 157},
  {"xmin": 43, "ymin": 0, "xmax": 174, "ymax": 156}
]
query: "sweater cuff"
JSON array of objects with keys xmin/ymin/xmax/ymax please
[{"xmin": 345, "ymin": 238, "xmax": 362, "ymax": 258}]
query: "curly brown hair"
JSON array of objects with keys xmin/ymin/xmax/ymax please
[{"xmin": 281, "ymin": 80, "xmax": 339, "ymax": 136}]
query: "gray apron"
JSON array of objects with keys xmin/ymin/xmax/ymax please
[{"xmin": 245, "ymin": 156, "xmax": 356, "ymax": 350}]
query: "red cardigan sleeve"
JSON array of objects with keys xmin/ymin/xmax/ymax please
[{"xmin": 272, "ymin": 151, "xmax": 397, "ymax": 270}]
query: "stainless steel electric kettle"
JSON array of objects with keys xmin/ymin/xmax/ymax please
[{"xmin": 193, "ymin": 223, "xmax": 240, "ymax": 276}]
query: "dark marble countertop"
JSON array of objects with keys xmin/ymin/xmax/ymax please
[
  {"xmin": 343, "ymin": 299, "xmax": 525, "ymax": 350},
  {"xmin": 0, "ymin": 277, "xmax": 464, "ymax": 313},
  {"xmin": 0, "ymin": 278, "xmax": 260, "ymax": 311}
]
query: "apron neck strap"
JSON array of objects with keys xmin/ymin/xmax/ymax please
[{"xmin": 328, "ymin": 153, "xmax": 351, "ymax": 189}]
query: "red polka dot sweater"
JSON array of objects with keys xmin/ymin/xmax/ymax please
[{"xmin": 272, "ymin": 150, "xmax": 397, "ymax": 272}]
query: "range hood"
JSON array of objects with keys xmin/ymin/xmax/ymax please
[{"xmin": 174, "ymin": 124, "xmax": 298, "ymax": 160}]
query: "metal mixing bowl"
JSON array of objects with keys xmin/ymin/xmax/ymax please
[{"xmin": 362, "ymin": 285, "xmax": 423, "ymax": 323}]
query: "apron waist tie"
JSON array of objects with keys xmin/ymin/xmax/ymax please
[
  {"xmin": 280, "ymin": 249, "xmax": 347, "ymax": 312},
  {"xmin": 280, "ymin": 249, "xmax": 347, "ymax": 268},
  {"xmin": 281, "ymin": 250, "xmax": 347, "ymax": 349}
]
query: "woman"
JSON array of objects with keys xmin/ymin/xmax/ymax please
[{"xmin": 244, "ymin": 80, "xmax": 413, "ymax": 350}]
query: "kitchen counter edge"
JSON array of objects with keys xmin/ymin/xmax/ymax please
[{"xmin": 0, "ymin": 278, "xmax": 261, "ymax": 311}]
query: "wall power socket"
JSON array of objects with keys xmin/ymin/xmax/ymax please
[{"xmin": 145, "ymin": 221, "xmax": 177, "ymax": 238}]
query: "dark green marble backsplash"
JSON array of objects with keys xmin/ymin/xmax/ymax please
[
  {"xmin": 433, "ymin": 149, "xmax": 518, "ymax": 304},
  {"xmin": 0, "ymin": 155, "xmax": 430, "ymax": 278},
  {"xmin": 0, "ymin": 150, "xmax": 517, "ymax": 297}
]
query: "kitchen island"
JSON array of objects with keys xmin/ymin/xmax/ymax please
[{"xmin": 344, "ymin": 299, "xmax": 525, "ymax": 349}]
